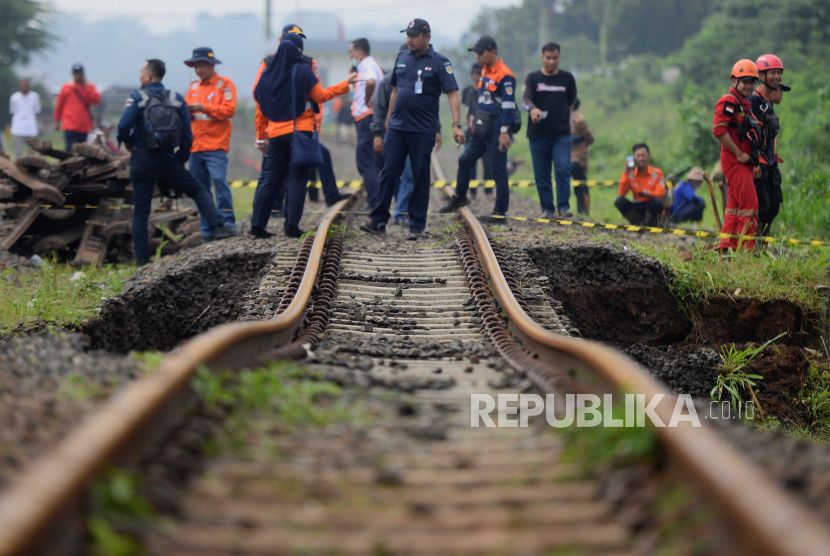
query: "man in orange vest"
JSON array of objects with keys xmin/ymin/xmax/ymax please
[
  {"xmin": 184, "ymin": 47, "xmax": 237, "ymax": 240},
  {"xmin": 713, "ymin": 59, "xmax": 762, "ymax": 251},
  {"xmin": 615, "ymin": 143, "xmax": 665, "ymax": 225}
]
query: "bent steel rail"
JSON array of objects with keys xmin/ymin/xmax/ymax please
[
  {"xmin": 457, "ymin": 204, "xmax": 830, "ymax": 556},
  {"xmin": 0, "ymin": 192, "xmax": 359, "ymax": 556}
]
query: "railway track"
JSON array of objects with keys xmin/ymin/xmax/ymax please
[{"xmin": 0, "ymin": 190, "xmax": 829, "ymax": 555}]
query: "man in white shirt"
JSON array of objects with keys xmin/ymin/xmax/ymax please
[
  {"xmin": 9, "ymin": 79, "xmax": 41, "ymax": 159},
  {"xmin": 349, "ymin": 38, "xmax": 384, "ymax": 208}
]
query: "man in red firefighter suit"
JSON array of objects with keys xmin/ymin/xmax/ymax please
[{"xmin": 713, "ymin": 59, "xmax": 762, "ymax": 251}]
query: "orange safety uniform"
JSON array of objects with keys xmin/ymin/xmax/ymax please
[
  {"xmin": 186, "ymin": 73, "xmax": 236, "ymax": 152},
  {"xmin": 254, "ymin": 56, "xmax": 341, "ymax": 140},
  {"xmin": 618, "ymin": 166, "xmax": 666, "ymax": 202},
  {"xmin": 713, "ymin": 87, "xmax": 758, "ymax": 250}
]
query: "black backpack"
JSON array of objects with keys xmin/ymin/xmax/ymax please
[{"xmin": 137, "ymin": 88, "xmax": 182, "ymax": 150}]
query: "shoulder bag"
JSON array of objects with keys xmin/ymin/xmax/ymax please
[{"xmin": 289, "ymin": 64, "xmax": 323, "ymax": 167}]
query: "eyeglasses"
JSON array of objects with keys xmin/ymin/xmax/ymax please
[{"xmin": 737, "ymin": 77, "xmax": 759, "ymax": 86}]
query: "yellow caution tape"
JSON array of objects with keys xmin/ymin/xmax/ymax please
[
  {"xmin": 228, "ymin": 179, "xmax": 621, "ymax": 189},
  {"xmin": 6, "ymin": 201, "xmax": 823, "ymax": 246},
  {"xmin": 481, "ymin": 213, "xmax": 828, "ymax": 247}
]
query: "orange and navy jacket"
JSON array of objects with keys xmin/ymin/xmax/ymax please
[
  {"xmin": 713, "ymin": 87, "xmax": 754, "ymax": 162},
  {"xmin": 476, "ymin": 58, "xmax": 516, "ymax": 129},
  {"xmin": 619, "ymin": 165, "xmax": 666, "ymax": 202},
  {"xmin": 186, "ymin": 73, "xmax": 236, "ymax": 153},
  {"xmin": 54, "ymin": 82, "xmax": 101, "ymax": 133},
  {"xmin": 254, "ymin": 55, "xmax": 343, "ymax": 140}
]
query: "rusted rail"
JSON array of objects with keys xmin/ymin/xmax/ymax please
[
  {"xmin": 456, "ymin": 200, "xmax": 830, "ymax": 556},
  {"xmin": 0, "ymin": 192, "xmax": 359, "ymax": 556}
]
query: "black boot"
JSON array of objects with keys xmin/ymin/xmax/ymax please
[
  {"xmin": 284, "ymin": 225, "xmax": 304, "ymax": 238},
  {"xmin": 249, "ymin": 226, "xmax": 274, "ymax": 238}
]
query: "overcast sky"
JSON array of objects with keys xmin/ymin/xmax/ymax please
[{"xmin": 51, "ymin": 0, "xmax": 522, "ymax": 39}]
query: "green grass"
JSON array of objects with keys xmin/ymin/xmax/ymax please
[
  {"xmin": 0, "ymin": 262, "xmax": 135, "ymax": 334},
  {"xmin": 635, "ymin": 241, "xmax": 829, "ymax": 315},
  {"xmin": 193, "ymin": 361, "xmax": 377, "ymax": 459}
]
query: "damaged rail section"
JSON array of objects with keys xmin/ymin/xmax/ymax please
[{"xmin": 0, "ymin": 187, "xmax": 829, "ymax": 555}]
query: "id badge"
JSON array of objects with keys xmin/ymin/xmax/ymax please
[{"xmin": 414, "ymin": 80, "xmax": 423, "ymax": 95}]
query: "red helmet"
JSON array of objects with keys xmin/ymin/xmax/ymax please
[
  {"xmin": 731, "ymin": 59, "xmax": 759, "ymax": 80},
  {"xmin": 756, "ymin": 54, "xmax": 783, "ymax": 71}
]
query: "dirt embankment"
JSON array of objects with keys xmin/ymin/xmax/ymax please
[
  {"xmin": 84, "ymin": 248, "xmax": 273, "ymax": 353},
  {"xmin": 526, "ymin": 242, "xmax": 821, "ymax": 349}
]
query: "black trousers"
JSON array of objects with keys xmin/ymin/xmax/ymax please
[
  {"xmin": 252, "ymin": 133, "xmax": 311, "ymax": 229},
  {"xmin": 370, "ymin": 129, "xmax": 435, "ymax": 231},
  {"xmin": 755, "ymin": 163, "xmax": 782, "ymax": 228}
]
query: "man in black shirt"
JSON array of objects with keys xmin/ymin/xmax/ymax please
[
  {"xmin": 522, "ymin": 42, "xmax": 577, "ymax": 217},
  {"xmin": 461, "ymin": 64, "xmax": 492, "ymax": 198}
]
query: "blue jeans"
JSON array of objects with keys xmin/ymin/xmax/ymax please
[
  {"xmin": 189, "ymin": 150, "xmax": 236, "ymax": 238},
  {"xmin": 130, "ymin": 151, "xmax": 224, "ymax": 261},
  {"xmin": 456, "ymin": 129, "xmax": 509, "ymax": 213},
  {"xmin": 530, "ymin": 135, "xmax": 572, "ymax": 212},
  {"xmin": 64, "ymin": 131, "xmax": 87, "ymax": 152}
]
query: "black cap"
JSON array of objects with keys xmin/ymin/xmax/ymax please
[
  {"xmin": 468, "ymin": 36, "xmax": 497, "ymax": 54},
  {"xmin": 281, "ymin": 23, "xmax": 306, "ymax": 38},
  {"xmin": 184, "ymin": 47, "xmax": 221, "ymax": 67},
  {"xmin": 72, "ymin": 63, "xmax": 84, "ymax": 73},
  {"xmin": 401, "ymin": 19, "xmax": 430, "ymax": 35},
  {"xmin": 779, "ymin": 82, "xmax": 792, "ymax": 92}
]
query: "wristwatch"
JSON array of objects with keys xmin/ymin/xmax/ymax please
[
  {"xmin": 452, "ymin": 122, "xmax": 462, "ymax": 128},
  {"xmin": 500, "ymin": 126, "xmax": 509, "ymax": 133}
]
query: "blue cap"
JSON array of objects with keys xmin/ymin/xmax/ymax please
[
  {"xmin": 281, "ymin": 24, "xmax": 306, "ymax": 39},
  {"xmin": 72, "ymin": 63, "xmax": 84, "ymax": 73},
  {"xmin": 184, "ymin": 47, "xmax": 221, "ymax": 67}
]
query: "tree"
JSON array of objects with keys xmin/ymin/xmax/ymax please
[{"xmin": 0, "ymin": 0, "xmax": 54, "ymax": 129}]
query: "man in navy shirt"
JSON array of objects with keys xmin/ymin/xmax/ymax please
[
  {"xmin": 117, "ymin": 58, "xmax": 236, "ymax": 266},
  {"xmin": 360, "ymin": 19, "xmax": 465, "ymax": 240},
  {"xmin": 440, "ymin": 36, "xmax": 516, "ymax": 219}
]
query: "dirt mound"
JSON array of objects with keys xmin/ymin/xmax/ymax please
[
  {"xmin": 526, "ymin": 243, "xmax": 692, "ymax": 345},
  {"xmin": 747, "ymin": 345, "xmax": 811, "ymax": 423},
  {"xmin": 621, "ymin": 344, "xmax": 721, "ymax": 399},
  {"xmin": 686, "ymin": 297, "xmax": 821, "ymax": 348},
  {"xmin": 83, "ymin": 250, "xmax": 272, "ymax": 353}
]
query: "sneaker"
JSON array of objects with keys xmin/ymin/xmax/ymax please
[
  {"xmin": 248, "ymin": 226, "xmax": 274, "ymax": 239},
  {"xmin": 407, "ymin": 227, "xmax": 424, "ymax": 240},
  {"xmin": 325, "ymin": 192, "xmax": 352, "ymax": 207},
  {"xmin": 359, "ymin": 220, "xmax": 387, "ymax": 234},
  {"xmin": 439, "ymin": 195, "xmax": 470, "ymax": 213},
  {"xmin": 214, "ymin": 225, "xmax": 239, "ymax": 240},
  {"xmin": 482, "ymin": 211, "xmax": 506, "ymax": 223},
  {"xmin": 200, "ymin": 235, "xmax": 215, "ymax": 244},
  {"xmin": 393, "ymin": 215, "xmax": 410, "ymax": 227},
  {"xmin": 284, "ymin": 225, "xmax": 304, "ymax": 238},
  {"xmin": 557, "ymin": 211, "xmax": 574, "ymax": 218},
  {"xmin": 539, "ymin": 209, "xmax": 554, "ymax": 219},
  {"xmin": 136, "ymin": 258, "xmax": 150, "ymax": 268}
]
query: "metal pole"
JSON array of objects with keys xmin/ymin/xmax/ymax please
[{"xmin": 265, "ymin": 0, "xmax": 271, "ymax": 39}]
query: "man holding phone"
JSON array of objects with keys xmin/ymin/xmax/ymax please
[
  {"xmin": 522, "ymin": 42, "xmax": 577, "ymax": 218},
  {"xmin": 615, "ymin": 143, "xmax": 666, "ymax": 225}
]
